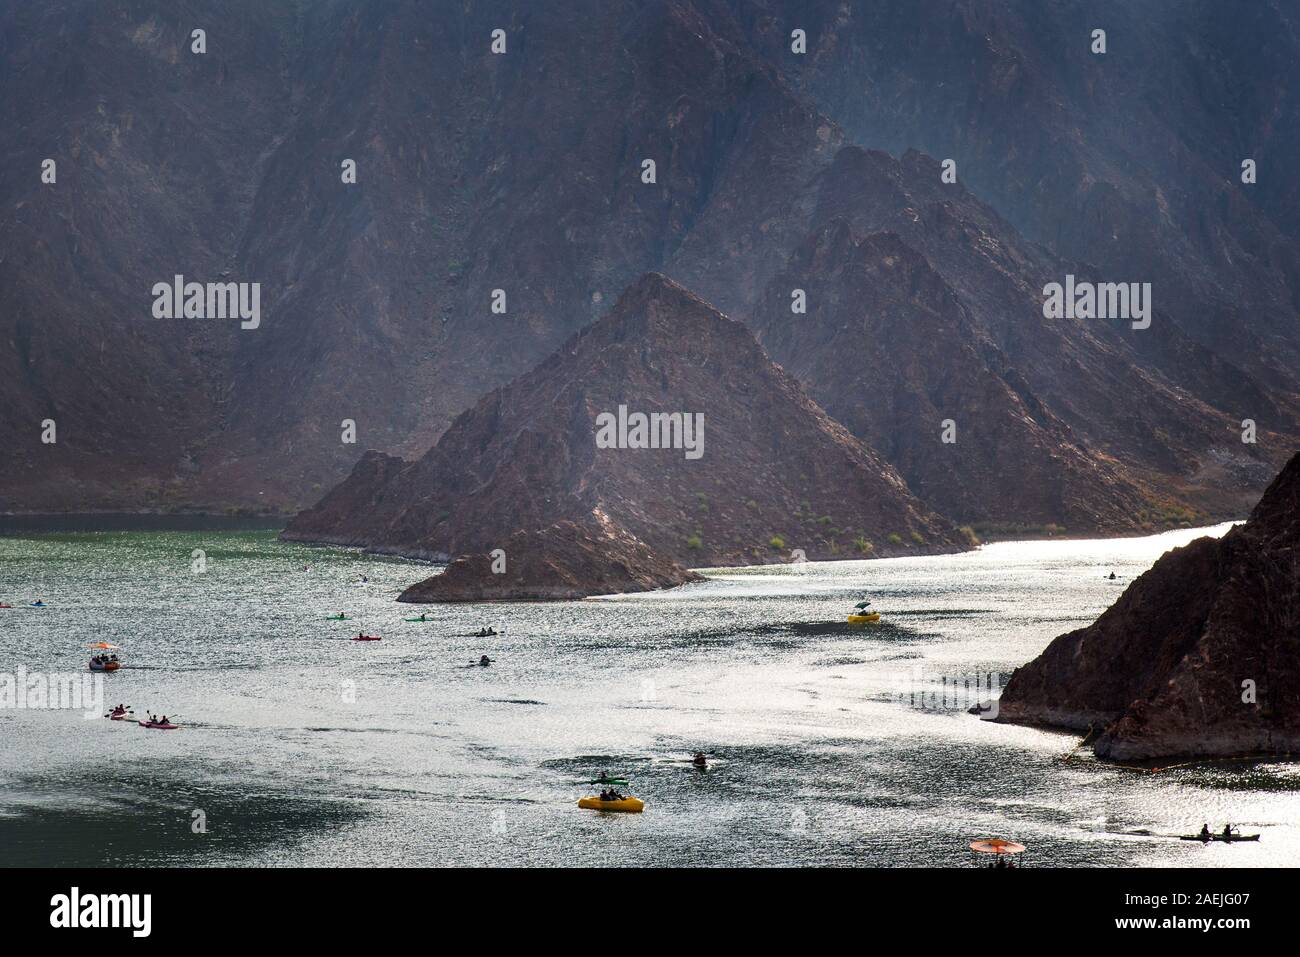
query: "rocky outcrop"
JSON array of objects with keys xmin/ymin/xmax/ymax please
[
  {"xmin": 996, "ymin": 452, "xmax": 1300, "ymax": 760},
  {"xmin": 397, "ymin": 521, "xmax": 702, "ymax": 602},
  {"xmin": 285, "ymin": 272, "xmax": 964, "ymax": 585}
]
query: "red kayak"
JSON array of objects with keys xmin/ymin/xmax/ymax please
[
  {"xmin": 0, "ymin": 603, "xmax": 13, "ymax": 609},
  {"xmin": 352, "ymin": 635, "xmax": 382, "ymax": 641},
  {"xmin": 138, "ymin": 721, "xmax": 178, "ymax": 730}
]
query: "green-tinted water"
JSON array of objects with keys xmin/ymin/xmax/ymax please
[{"xmin": 2, "ymin": 524, "xmax": 1296, "ymax": 867}]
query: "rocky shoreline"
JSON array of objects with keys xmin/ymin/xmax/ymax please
[
  {"xmin": 996, "ymin": 452, "xmax": 1300, "ymax": 761},
  {"xmin": 395, "ymin": 522, "xmax": 702, "ymax": 602}
]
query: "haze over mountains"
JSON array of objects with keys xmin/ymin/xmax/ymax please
[{"xmin": 3, "ymin": 0, "xmax": 1296, "ymax": 534}]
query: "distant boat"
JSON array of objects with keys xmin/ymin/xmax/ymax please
[
  {"xmin": 848, "ymin": 600, "xmax": 880, "ymax": 624},
  {"xmin": 1179, "ymin": 833, "xmax": 1259, "ymax": 843}
]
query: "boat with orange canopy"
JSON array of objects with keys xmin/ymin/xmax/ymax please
[
  {"xmin": 969, "ymin": 838, "xmax": 1026, "ymax": 867},
  {"xmin": 88, "ymin": 642, "xmax": 121, "ymax": 672}
]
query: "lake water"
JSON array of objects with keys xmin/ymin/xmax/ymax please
[{"xmin": 3, "ymin": 522, "xmax": 1296, "ymax": 867}]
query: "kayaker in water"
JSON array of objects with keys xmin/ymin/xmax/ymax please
[
  {"xmin": 478, "ymin": 655, "xmax": 492, "ymax": 667},
  {"xmin": 1107, "ymin": 572, "xmax": 1117, "ymax": 580},
  {"xmin": 1200, "ymin": 823, "xmax": 1211, "ymax": 840},
  {"xmin": 1222, "ymin": 823, "xmax": 1236, "ymax": 839},
  {"xmin": 693, "ymin": 751, "xmax": 707, "ymax": 769}
]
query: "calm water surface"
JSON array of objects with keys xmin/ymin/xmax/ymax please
[{"xmin": 3, "ymin": 523, "xmax": 1297, "ymax": 867}]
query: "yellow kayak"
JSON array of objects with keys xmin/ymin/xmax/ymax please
[
  {"xmin": 847, "ymin": 612, "xmax": 881, "ymax": 624},
  {"xmin": 578, "ymin": 796, "xmax": 645, "ymax": 813}
]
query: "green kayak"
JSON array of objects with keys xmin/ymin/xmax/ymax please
[{"xmin": 404, "ymin": 616, "xmax": 433, "ymax": 622}]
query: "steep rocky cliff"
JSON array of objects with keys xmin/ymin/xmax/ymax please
[
  {"xmin": 996, "ymin": 452, "xmax": 1300, "ymax": 760},
  {"xmin": 284, "ymin": 273, "xmax": 963, "ymax": 580}
]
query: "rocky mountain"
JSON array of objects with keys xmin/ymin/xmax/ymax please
[
  {"xmin": 751, "ymin": 223, "xmax": 1149, "ymax": 530},
  {"xmin": 2, "ymin": 0, "xmax": 1295, "ymax": 532},
  {"xmin": 995, "ymin": 451, "xmax": 1300, "ymax": 760},
  {"xmin": 730, "ymin": 0, "xmax": 1300, "ymax": 387},
  {"xmin": 738, "ymin": 147, "xmax": 1288, "ymax": 529},
  {"xmin": 284, "ymin": 273, "xmax": 963, "ymax": 581}
]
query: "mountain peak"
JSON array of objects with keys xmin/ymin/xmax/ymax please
[{"xmin": 284, "ymin": 274, "xmax": 964, "ymax": 596}]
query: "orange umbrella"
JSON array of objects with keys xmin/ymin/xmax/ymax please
[
  {"xmin": 969, "ymin": 839, "xmax": 1026, "ymax": 855},
  {"xmin": 88, "ymin": 642, "xmax": 120, "ymax": 650}
]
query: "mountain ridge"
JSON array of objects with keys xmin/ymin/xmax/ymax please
[{"xmin": 283, "ymin": 271, "xmax": 965, "ymax": 581}]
